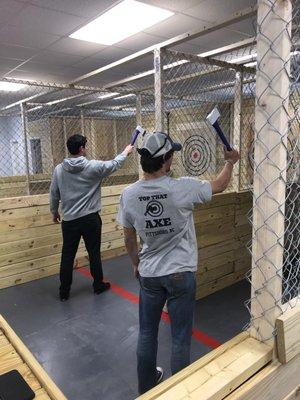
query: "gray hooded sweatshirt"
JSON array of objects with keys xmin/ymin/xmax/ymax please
[{"xmin": 50, "ymin": 153, "xmax": 126, "ymax": 221}]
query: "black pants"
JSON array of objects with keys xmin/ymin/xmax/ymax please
[{"xmin": 60, "ymin": 212, "xmax": 104, "ymax": 295}]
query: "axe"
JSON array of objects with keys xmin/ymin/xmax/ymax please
[
  {"xmin": 130, "ymin": 125, "xmax": 146, "ymax": 145},
  {"xmin": 206, "ymin": 107, "xmax": 232, "ymax": 151}
]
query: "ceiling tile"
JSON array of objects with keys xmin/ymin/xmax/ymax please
[
  {"xmin": 116, "ymin": 32, "xmax": 165, "ymax": 52},
  {"xmin": 13, "ymin": 61, "xmax": 74, "ymax": 75},
  {"xmin": 170, "ymin": 42, "xmax": 204, "ymax": 54},
  {"xmin": 0, "ymin": 0, "xmax": 27, "ymax": 27},
  {"xmin": 30, "ymin": 50, "xmax": 85, "ymax": 67},
  {"xmin": 107, "ymin": 54, "xmax": 154, "ymax": 77},
  {"xmin": 184, "ymin": 0, "xmax": 256, "ymax": 23},
  {"xmin": 0, "ymin": 25, "xmax": 61, "ymax": 49},
  {"xmin": 144, "ymin": 14, "xmax": 208, "ymax": 39},
  {"xmin": 47, "ymin": 37, "xmax": 106, "ymax": 57},
  {"xmin": 0, "ymin": 44, "xmax": 38, "ymax": 60},
  {"xmin": 27, "ymin": 0, "xmax": 113, "ymax": 18},
  {"xmin": 9, "ymin": 4, "xmax": 86, "ymax": 36},
  {"xmin": 227, "ymin": 18, "xmax": 257, "ymax": 37},
  {"xmin": 0, "ymin": 57, "xmax": 24, "ymax": 70},
  {"xmin": 6, "ymin": 69, "xmax": 69, "ymax": 84},
  {"xmin": 185, "ymin": 28, "xmax": 253, "ymax": 52},
  {"xmin": 88, "ymin": 47, "xmax": 134, "ymax": 64}
]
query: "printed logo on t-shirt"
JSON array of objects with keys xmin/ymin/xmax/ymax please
[{"xmin": 138, "ymin": 194, "xmax": 175, "ymax": 237}]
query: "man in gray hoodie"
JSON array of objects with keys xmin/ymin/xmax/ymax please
[{"xmin": 50, "ymin": 134, "xmax": 133, "ymax": 301}]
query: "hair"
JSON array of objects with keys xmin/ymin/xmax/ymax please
[
  {"xmin": 67, "ymin": 134, "xmax": 87, "ymax": 155},
  {"xmin": 140, "ymin": 149, "xmax": 174, "ymax": 173}
]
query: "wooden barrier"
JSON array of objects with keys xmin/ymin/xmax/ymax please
[
  {"xmin": 225, "ymin": 354, "xmax": 300, "ymax": 400},
  {"xmin": 137, "ymin": 332, "xmax": 272, "ymax": 400},
  {"xmin": 135, "ymin": 307, "xmax": 299, "ymax": 400},
  {"xmin": 0, "ymin": 188, "xmax": 251, "ymax": 296},
  {"xmin": 276, "ymin": 304, "xmax": 300, "ymax": 364},
  {"xmin": 0, "ymin": 185, "xmax": 128, "ymax": 289},
  {"xmin": 0, "ymin": 172, "xmax": 138, "ymax": 198},
  {"xmin": 195, "ymin": 190, "xmax": 251, "ymax": 299},
  {"xmin": 0, "ymin": 314, "xmax": 66, "ymax": 400}
]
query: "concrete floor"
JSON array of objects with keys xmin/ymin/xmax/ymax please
[{"xmin": 0, "ymin": 255, "xmax": 250, "ymax": 400}]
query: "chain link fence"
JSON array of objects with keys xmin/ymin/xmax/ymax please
[
  {"xmin": 245, "ymin": 0, "xmax": 300, "ymax": 342},
  {"xmin": 150, "ymin": 49, "xmax": 256, "ymax": 191},
  {"xmin": 0, "ymin": 81, "xmax": 140, "ymax": 196}
]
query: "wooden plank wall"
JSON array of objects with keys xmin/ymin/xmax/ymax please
[
  {"xmin": 276, "ymin": 304, "xmax": 300, "ymax": 364},
  {"xmin": 196, "ymin": 190, "xmax": 252, "ymax": 299},
  {"xmin": 0, "ymin": 189, "xmax": 252, "ymax": 295},
  {"xmin": 0, "ymin": 174, "xmax": 52, "ymax": 198},
  {"xmin": 137, "ymin": 333, "xmax": 273, "ymax": 400},
  {"xmin": 0, "ymin": 185, "xmax": 127, "ymax": 290}
]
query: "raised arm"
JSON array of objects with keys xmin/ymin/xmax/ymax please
[
  {"xmin": 210, "ymin": 148, "xmax": 239, "ymax": 194},
  {"xmin": 99, "ymin": 145, "xmax": 134, "ymax": 177}
]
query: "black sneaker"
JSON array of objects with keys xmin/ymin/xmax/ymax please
[
  {"xmin": 59, "ymin": 292, "xmax": 69, "ymax": 302},
  {"xmin": 94, "ymin": 282, "xmax": 111, "ymax": 295},
  {"xmin": 156, "ymin": 367, "xmax": 164, "ymax": 385}
]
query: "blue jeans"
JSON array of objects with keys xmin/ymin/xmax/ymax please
[{"xmin": 137, "ymin": 271, "xmax": 196, "ymax": 394}]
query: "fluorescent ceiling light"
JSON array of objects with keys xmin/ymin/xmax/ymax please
[
  {"xmin": 233, "ymin": 50, "xmax": 298, "ymax": 66},
  {"xmin": 164, "ymin": 59, "xmax": 188, "ymax": 69},
  {"xmin": 98, "ymin": 92, "xmax": 119, "ymax": 99},
  {"xmin": 27, "ymin": 105, "xmax": 43, "ymax": 112},
  {"xmin": 229, "ymin": 53, "xmax": 257, "ymax": 64},
  {"xmin": 121, "ymin": 107, "xmax": 136, "ymax": 111},
  {"xmin": 70, "ymin": 0, "xmax": 174, "ymax": 45},
  {"xmin": 114, "ymin": 93, "xmax": 136, "ymax": 100},
  {"xmin": 244, "ymin": 61, "xmax": 257, "ymax": 67},
  {"xmin": 0, "ymin": 82, "xmax": 27, "ymax": 91}
]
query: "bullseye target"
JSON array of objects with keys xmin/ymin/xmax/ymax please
[
  {"xmin": 181, "ymin": 135, "xmax": 212, "ymax": 176},
  {"xmin": 144, "ymin": 200, "xmax": 164, "ymax": 217}
]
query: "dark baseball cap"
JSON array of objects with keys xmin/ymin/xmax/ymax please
[{"xmin": 137, "ymin": 132, "xmax": 182, "ymax": 158}]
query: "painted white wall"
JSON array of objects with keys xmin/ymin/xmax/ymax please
[{"xmin": 0, "ymin": 116, "xmax": 26, "ymax": 176}]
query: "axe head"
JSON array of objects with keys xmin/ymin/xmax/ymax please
[
  {"xmin": 206, "ymin": 106, "xmax": 221, "ymax": 126},
  {"xmin": 136, "ymin": 125, "xmax": 146, "ymax": 136}
]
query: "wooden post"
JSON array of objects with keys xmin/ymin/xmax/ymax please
[
  {"xmin": 233, "ymin": 71, "xmax": 242, "ymax": 191},
  {"xmin": 154, "ymin": 48, "xmax": 165, "ymax": 132},
  {"xmin": 80, "ymin": 110, "xmax": 85, "ymax": 136},
  {"xmin": 62, "ymin": 117, "xmax": 68, "ymax": 157},
  {"xmin": 112, "ymin": 119, "xmax": 118, "ymax": 155},
  {"xmin": 250, "ymin": 0, "xmax": 292, "ymax": 344},
  {"xmin": 136, "ymin": 93, "xmax": 144, "ymax": 180},
  {"xmin": 20, "ymin": 103, "xmax": 30, "ymax": 195}
]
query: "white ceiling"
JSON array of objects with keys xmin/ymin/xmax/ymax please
[{"xmin": 0, "ymin": 0, "xmax": 257, "ymax": 86}]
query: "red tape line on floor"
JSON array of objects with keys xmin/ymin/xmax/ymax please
[{"xmin": 77, "ymin": 267, "xmax": 221, "ymax": 349}]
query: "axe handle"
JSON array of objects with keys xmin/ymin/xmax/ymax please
[
  {"xmin": 213, "ymin": 123, "xmax": 232, "ymax": 151},
  {"xmin": 130, "ymin": 129, "xmax": 141, "ymax": 145}
]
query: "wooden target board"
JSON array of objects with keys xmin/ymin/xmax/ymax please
[{"xmin": 181, "ymin": 135, "xmax": 212, "ymax": 176}]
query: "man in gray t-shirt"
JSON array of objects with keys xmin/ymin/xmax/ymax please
[{"xmin": 117, "ymin": 132, "xmax": 239, "ymax": 394}]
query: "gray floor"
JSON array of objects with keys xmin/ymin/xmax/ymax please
[{"xmin": 0, "ymin": 255, "xmax": 250, "ymax": 400}]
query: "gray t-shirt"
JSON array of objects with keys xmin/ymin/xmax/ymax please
[{"xmin": 117, "ymin": 176, "xmax": 212, "ymax": 277}]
